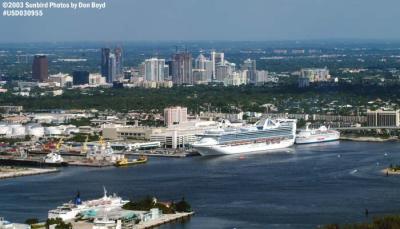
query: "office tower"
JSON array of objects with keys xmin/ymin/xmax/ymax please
[
  {"xmin": 242, "ymin": 59, "xmax": 257, "ymax": 84},
  {"xmin": 171, "ymin": 51, "xmax": 193, "ymax": 85},
  {"xmin": 32, "ymin": 55, "xmax": 48, "ymax": 82},
  {"xmin": 211, "ymin": 51, "xmax": 224, "ymax": 80},
  {"xmin": 114, "ymin": 47, "xmax": 123, "ymax": 77},
  {"xmin": 107, "ymin": 53, "xmax": 117, "ymax": 83},
  {"xmin": 144, "ymin": 58, "xmax": 165, "ymax": 82},
  {"xmin": 72, "ymin": 71, "xmax": 90, "ymax": 85},
  {"xmin": 101, "ymin": 48, "xmax": 111, "ymax": 80},
  {"xmin": 164, "ymin": 106, "xmax": 188, "ymax": 126}
]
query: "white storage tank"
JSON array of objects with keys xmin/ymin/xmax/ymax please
[
  {"xmin": 26, "ymin": 125, "xmax": 45, "ymax": 138},
  {"xmin": 45, "ymin": 126, "xmax": 62, "ymax": 136},
  {"xmin": 0, "ymin": 124, "xmax": 11, "ymax": 136},
  {"xmin": 10, "ymin": 124, "xmax": 26, "ymax": 137}
]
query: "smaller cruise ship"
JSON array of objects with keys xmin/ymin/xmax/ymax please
[
  {"xmin": 295, "ymin": 124, "xmax": 340, "ymax": 144},
  {"xmin": 48, "ymin": 187, "xmax": 128, "ymax": 221}
]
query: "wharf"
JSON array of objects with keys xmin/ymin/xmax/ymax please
[
  {"xmin": 0, "ymin": 166, "xmax": 58, "ymax": 180},
  {"xmin": 67, "ymin": 160, "xmax": 114, "ymax": 167},
  {"xmin": 134, "ymin": 212, "xmax": 194, "ymax": 229}
]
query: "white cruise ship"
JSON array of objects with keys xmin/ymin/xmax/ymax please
[
  {"xmin": 295, "ymin": 124, "xmax": 340, "ymax": 144},
  {"xmin": 48, "ymin": 187, "xmax": 128, "ymax": 221},
  {"xmin": 192, "ymin": 118, "xmax": 297, "ymax": 156}
]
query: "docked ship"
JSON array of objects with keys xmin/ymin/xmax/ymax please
[
  {"xmin": 48, "ymin": 187, "xmax": 128, "ymax": 221},
  {"xmin": 295, "ymin": 124, "xmax": 340, "ymax": 144},
  {"xmin": 192, "ymin": 118, "xmax": 297, "ymax": 156}
]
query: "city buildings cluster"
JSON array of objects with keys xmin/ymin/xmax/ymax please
[{"xmin": 28, "ymin": 48, "xmax": 281, "ymax": 91}]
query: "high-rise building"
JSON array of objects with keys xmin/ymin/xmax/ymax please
[
  {"xmin": 107, "ymin": 53, "xmax": 117, "ymax": 83},
  {"xmin": 211, "ymin": 51, "xmax": 224, "ymax": 80},
  {"xmin": 101, "ymin": 48, "xmax": 111, "ymax": 81},
  {"xmin": 192, "ymin": 69, "xmax": 207, "ymax": 84},
  {"xmin": 195, "ymin": 54, "xmax": 213, "ymax": 82},
  {"xmin": 242, "ymin": 59, "xmax": 257, "ymax": 84},
  {"xmin": 32, "ymin": 55, "xmax": 48, "ymax": 82},
  {"xmin": 144, "ymin": 58, "xmax": 165, "ymax": 82},
  {"xmin": 164, "ymin": 65, "xmax": 170, "ymax": 81},
  {"xmin": 101, "ymin": 48, "xmax": 123, "ymax": 83},
  {"xmin": 72, "ymin": 71, "xmax": 90, "ymax": 85},
  {"xmin": 171, "ymin": 51, "xmax": 193, "ymax": 85},
  {"xmin": 114, "ymin": 47, "xmax": 123, "ymax": 78},
  {"xmin": 164, "ymin": 106, "xmax": 188, "ymax": 126}
]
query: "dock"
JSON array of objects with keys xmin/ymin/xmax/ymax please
[{"xmin": 134, "ymin": 212, "xmax": 194, "ymax": 229}]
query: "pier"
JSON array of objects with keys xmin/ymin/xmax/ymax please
[
  {"xmin": 0, "ymin": 166, "xmax": 58, "ymax": 180},
  {"xmin": 134, "ymin": 212, "xmax": 193, "ymax": 229}
]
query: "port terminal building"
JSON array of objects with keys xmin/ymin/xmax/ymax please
[{"xmin": 102, "ymin": 120, "xmax": 221, "ymax": 149}]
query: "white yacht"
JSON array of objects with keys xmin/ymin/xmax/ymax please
[
  {"xmin": 48, "ymin": 187, "xmax": 128, "ymax": 221},
  {"xmin": 295, "ymin": 124, "xmax": 340, "ymax": 144},
  {"xmin": 192, "ymin": 118, "xmax": 297, "ymax": 156}
]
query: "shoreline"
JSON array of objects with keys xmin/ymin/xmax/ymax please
[
  {"xmin": 0, "ymin": 166, "xmax": 59, "ymax": 180},
  {"xmin": 340, "ymin": 136, "xmax": 399, "ymax": 142},
  {"xmin": 381, "ymin": 168, "xmax": 400, "ymax": 175}
]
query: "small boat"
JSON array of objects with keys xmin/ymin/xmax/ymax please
[{"xmin": 115, "ymin": 156, "xmax": 148, "ymax": 167}]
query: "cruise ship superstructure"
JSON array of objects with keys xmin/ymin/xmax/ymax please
[
  {"xmin": 48, "ymin": 187, "xmax": 128, "ymax": 221},
  {"xmin": 192, "ymin": 118, "xmax": 297, "ymax": 156},
  {"xmin": 295, "ymin": 124, "xmax": 340, "ymax": 144}
]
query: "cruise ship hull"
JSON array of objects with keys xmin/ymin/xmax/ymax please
[
  {"xmin": 295, "ymin": 133, "xmax": 340, "ymax": 144},
  {"xmin": 194, "ymin": 138, "xmax": 295, "ymax": 156}
]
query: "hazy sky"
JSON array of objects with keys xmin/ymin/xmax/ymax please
[{"xmin": 1, "ymin": 0, "xmax": 399, "ymax": 42}]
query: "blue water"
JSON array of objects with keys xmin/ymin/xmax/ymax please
[{"xmin": 1, "ymin": 141, "xmax": 400, "ymax": 229}]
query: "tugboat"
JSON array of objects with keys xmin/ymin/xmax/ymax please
[{"xmin": 115, "ymin": 155, "xmax": 148, "ymax": 167}]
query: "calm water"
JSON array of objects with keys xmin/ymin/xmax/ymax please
[{"xmin": 1, "ymin": 141, "xmax": 400, "ymax": 229}]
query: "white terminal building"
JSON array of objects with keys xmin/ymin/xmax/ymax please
[{"xmin": 102, "ymin": 120, "xmax": 221, "ymax": 149}]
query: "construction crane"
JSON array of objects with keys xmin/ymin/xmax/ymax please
[
  {"xmin": 81, "ymin": 135, "xmax": 89, "ymax": 154},
  {"xmin": 55, "ymin": 137, "xmax": 64, "ymax": 152}
]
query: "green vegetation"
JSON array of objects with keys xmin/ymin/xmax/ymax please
[
  {"xmin": 67, "ymin": 133, "xmax": 99, "ymax": 142},
  {"xmin": 66, "ymin": 118, "xmax": 92, "ymax": 127},
  {"xmin": 45, "ymin": 218, "xmax": 72, "ymax": 229},
  {"xmin": 123, "ymin": 196, "xmax": 192, "ymax": 214},
  {"xmin": 174, "ymin": 198, "xmax": 192, "ymax": 213},
  {"xmin": 2, "ymin": 84, "xmax": 399, "ymax": 115},
  {"xmin": 24, "ymin": 218, "xmax": 39, "ymax": 225},
  {"xmin": 322, "ymin": 215, "xmax": 400, "ymax": 229}
]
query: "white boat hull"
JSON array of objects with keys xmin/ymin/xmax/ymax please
[
  {"xmin": 296, "ymin": 132, "xmax": 340, "ymax": 144},
  {"xmin": 194, "ymin": 138, "xmax": 295, "ymax": 156}
]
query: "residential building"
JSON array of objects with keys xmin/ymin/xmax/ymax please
[
  {"xmin": 144, "ymin": 58, "xmax": 165, "ymax": 82},
  {"xmin": 171, "ymin": 52, "xmax": 193, "ymax": 85},
  {"xmin": 164, "ymin": 106, "xmax": 188, "ymax": 126}
]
